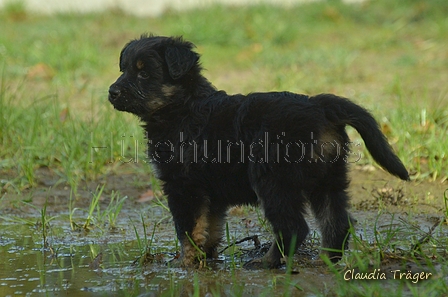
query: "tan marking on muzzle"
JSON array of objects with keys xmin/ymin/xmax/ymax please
[
  {"xmin": 161, "ymin": 84, "xmax": 177, "ymax": 97},
  {"xmin": 147, "ymin": 96, "xmax": 165, "ymax": 110}
]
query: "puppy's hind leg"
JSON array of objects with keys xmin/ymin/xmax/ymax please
[
  {"xmin": 203, "ymin": 210, "xmax": 227, "ymax": 259},
  {"xmin": 309, "ymin": 172, "xmax": 353, "ymax": 262},
  {"xmin": 245, "ymin": 176, "xmax": 309, "ymax": 269}
]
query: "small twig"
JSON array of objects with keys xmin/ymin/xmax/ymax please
[
  {"xmin": 411, "ymin": 218, "xmax": 441, "ymax": 252},
  {"xmin": 219, "ymin": 235, "xmax": 261, "ymax": 253}
]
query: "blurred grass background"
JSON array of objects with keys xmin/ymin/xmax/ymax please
[{"xmin": 0, "ymin": 0, "xmax": 447, "ymax": 192}]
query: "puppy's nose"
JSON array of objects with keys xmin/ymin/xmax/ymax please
[{"xmin": 108, "ymin": 86, "xmax": 121, "ymax": 100}]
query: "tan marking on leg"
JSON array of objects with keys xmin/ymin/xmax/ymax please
[
  {"xmin": 179, "ymin": 238, "xmax": 199, "ymax": 267},
  {"xmin": 178, "ymin": 206, "xmax": 210, "ymax": 266},
  {"xmin": 191, "ymin": 210, "xmax": 209, "ymax": 247}
]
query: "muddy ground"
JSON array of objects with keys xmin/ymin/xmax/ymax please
[
  {"xmin": 0, "ymin": 164, "xmax": 447, "ymax": 296},
  {"xmin": 1, "ymin": 163, "xmax": 446, "ymax": 262},
  {"xmin": 2, "ymin": 163, "xmax": 446, "ymax": 218}
]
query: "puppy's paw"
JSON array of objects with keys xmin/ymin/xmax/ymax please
[
  {"xmin": 243, "ymin": 257, "xmax": 283, "ymax": 270},
  {"xmin": 167, "ymin": 257, "xmax": 186, "ymax": 268},
  {"xmin": 243, "ymin": 258, "xmax": 265, "ymax": 270},
  {"xmin": 167, "ymin": 256, "xmax": 207, "ymax": 269}
]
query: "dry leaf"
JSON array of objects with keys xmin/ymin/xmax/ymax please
[
  {"xmin": 59, "ymin": 108, "xmax": 69, "ymax": 123},
  {"xmin": 381, "ymin": 123, "xmax": 392, "ymax": 136},
  {"xmin": 137, "ymin": 189, "xmax": 154, "ymax": 203},
  {"xmin": 27, "ymin": 63, "xmax": 55, "ymax": 80}
]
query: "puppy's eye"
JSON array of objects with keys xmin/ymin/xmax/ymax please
[{"xmin": 138, "ymin": 71, "xmax": 149, "ymax": 79}]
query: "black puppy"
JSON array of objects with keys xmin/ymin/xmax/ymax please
[{"xmin": 108, "ymin": 35, "xmax": 409, "ymax": 269}]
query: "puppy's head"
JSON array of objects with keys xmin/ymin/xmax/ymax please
[{"xmin": 108, "ymin": 35, "xmax": 200, "ymax": 117}]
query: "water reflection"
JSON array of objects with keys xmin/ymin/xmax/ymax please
[{"xmin": 0, "ymin": 219, "xmax": 328, "ymax": 297}]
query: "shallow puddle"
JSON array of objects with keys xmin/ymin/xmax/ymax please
[
  {"xmin": 1, "ymin": 172, "xmax": 447, "ymax": 297},
  {"xmin": 0, "ymin": 217, "xmax": 335, "ymax": 296}
]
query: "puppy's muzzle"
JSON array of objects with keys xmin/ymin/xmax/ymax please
[{"xmin": 108, "ymin": 85, "xmax": 121, "ymax": 103}]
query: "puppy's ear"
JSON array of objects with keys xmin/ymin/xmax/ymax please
[{"xmin": 165, "ymin": 45, "xmax": 198, "ymax": 80}]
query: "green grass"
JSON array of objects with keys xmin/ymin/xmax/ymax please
[
  {"xmin": 0, "ymin": 0, "xmax": 447, "ymax": 296},
  {"xmin": 0, "ymin": 0, "xmax": 447, "ymax": 190},
  {"xmin": 328, "ymin": 213, "xmax": 448, "ymax": 297},
  {"xmin": 444, "ymin": 189, "xmax": 448, "ymax": 223}
]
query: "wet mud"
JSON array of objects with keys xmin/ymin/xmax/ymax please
[{"xmin": 0, "ymin": 165, "xmax": 447, "ymax": 296}]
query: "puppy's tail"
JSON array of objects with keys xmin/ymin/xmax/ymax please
[{"xmin": 311, "ymin": 93, "xmax": 410, "ymax": 181}]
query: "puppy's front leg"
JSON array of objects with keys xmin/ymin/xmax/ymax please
[{"xmin": 167, "ymin": 193, "xmax": 210, "ymax": 267}]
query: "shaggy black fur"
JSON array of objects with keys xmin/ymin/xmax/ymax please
[{"xmin": 108, "ymin": 35, "xmax": 409, "ymax": 269}]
